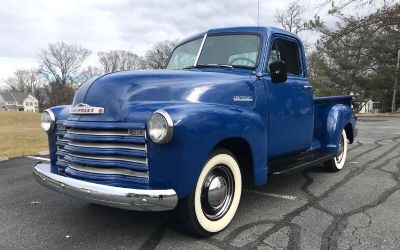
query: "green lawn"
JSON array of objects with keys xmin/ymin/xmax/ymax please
[{"xmin": 0, "ymin": 112, "xmax": 48, "ymax": 158}]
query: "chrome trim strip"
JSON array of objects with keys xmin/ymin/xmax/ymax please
[
  {"xmin": 69, "ymin": 163, "xmax": 148, "ymax": 178},
  {"xmin": 68, "ymin": 128, "xmax": 131, "ymax": 136},
  {"xmin": 33, "ymin": 163, "xmax": 177, "ymax": 211},
  {"xmin": 194, "ymin": 34, "xmax": 207, "ymax": 66},
  {"xmin": 68, "ymin": 141, "xmax": 146, "ymax": 151},
  {"xmin": 67, "ymin": 153, "xmax": 147, "ymax": 164}
]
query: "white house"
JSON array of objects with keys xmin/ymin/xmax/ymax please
[
  {"xmin": 357, "ymin": 99, "xmax": 381, "ymax": 114},
  {"xmin": 0, "ymin": 91, "xmax": 39, "ymax": 112}
]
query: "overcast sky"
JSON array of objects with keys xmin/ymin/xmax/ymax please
[{"xmin": 0, "ymin": 0, "xmax": 368, "ymax": 84}]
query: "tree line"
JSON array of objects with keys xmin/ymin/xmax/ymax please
[
  {"xmin": 3, "ymin": 40, "xmax": 177, "ymax": 111},
  {"xmin": 3, "ymin": 0, "xmax": 400, "ymax": 112},
  {"xmin": 275, "ymin": 0, "xmax": 399, "ymax": 112}
]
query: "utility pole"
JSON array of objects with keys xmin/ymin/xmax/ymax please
[
  {"xmin": 392, "ymin": 49, "xmax": 400, "ymax": 113},
  {"xmin": 257, "ymin": 0, "xmax": 260, "ymax": 27}
]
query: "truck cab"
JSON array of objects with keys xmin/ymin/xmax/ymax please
[{"xmin": 34, "ymin": 26, "xmax": 357, "ymax": 236}]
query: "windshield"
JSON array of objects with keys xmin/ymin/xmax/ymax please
[{"xmin": 166, "ymin": 34, "xmax": 261, "ymax": 70}]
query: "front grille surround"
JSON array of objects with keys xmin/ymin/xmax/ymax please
[{"xmin": 54, "ymin": 121, "xmax": 149, "ymax": 188}]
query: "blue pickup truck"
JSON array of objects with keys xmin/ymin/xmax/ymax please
[{"xmin": 34, "ymin": 26, "xmax": 357, "ymax": 236}]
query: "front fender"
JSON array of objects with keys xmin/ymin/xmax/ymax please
[{"xmin": 146, "ymin": 103, "xmax": 267, "ymax": 199}]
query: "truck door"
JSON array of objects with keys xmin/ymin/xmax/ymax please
[{"xmin": 265, "ymin": 36, "xmax": 314, "ymax": 158}]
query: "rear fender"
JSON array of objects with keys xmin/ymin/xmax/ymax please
[{"xmin": 320, "ymin": 104, "xmax": 356, "ymax": 155}]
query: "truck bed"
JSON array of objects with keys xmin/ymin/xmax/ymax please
[{"xmin": 313, "ymin": 95, "xmax": 353, "ymax": 105}]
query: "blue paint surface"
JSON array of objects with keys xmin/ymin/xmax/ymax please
[{"xmin": 44, "ymin": 26, "xmax": 357, "ymax": 199}]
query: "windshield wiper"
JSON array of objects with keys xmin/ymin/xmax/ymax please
[{"xmin": 183, "ymin": 64, "xmax": 233, "ymax": 69}]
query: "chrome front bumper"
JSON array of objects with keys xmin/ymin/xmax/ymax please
[{"xmin": 33, "ymin": 163, "xmax": 178, "ymax": 211}]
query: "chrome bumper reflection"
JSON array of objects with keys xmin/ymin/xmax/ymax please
[{"xmin": 33, "ymin": 163, "xmax": 178, "ymax": 211}]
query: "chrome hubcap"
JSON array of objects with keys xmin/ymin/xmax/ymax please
[
  {"xmin": 208, "ymin": 176, "xmax": 228, "ymax": 208},
  {"xmin": 201, "ymin": 165, "xmax": 234, "ymax": 220},
  {"xmin": 336, "ymin": 136, "xmax": 345, "ymax": 163}
]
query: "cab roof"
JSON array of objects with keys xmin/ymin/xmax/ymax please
[{"xmin": 177, "ymin": 26, "xmax": 300, "ymax": 46}]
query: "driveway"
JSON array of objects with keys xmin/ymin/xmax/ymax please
[{"xmin": 1, "ymin": 117, "xmax": 400, "ymax": 249}]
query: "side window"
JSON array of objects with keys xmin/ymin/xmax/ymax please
[{"xmin": 268, "ymin": 38, "xmax": 302, "ymax": 76}]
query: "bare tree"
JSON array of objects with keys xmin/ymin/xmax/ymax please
[
  {"xmin": 143, "ymin": 40, "xmax": 177, "ymax": 69},
  {"xmin": 38, "ymin": 42, "xmax": 91, "ymax": 85},
  {"xmin": 275, "ymin": 2, "xmax": 306, "ymax": 34},
  {"xmin": 37, "ymin": 42, "xmax": 90, "ymax": 106},
  {"xmin": 4, "ymin": 69, "xmax": 45, "ymax": 94},
  {"xmin": 98, "ymin": 50, "xmax": 143, "ymax": 73},
  {"xmin": 79, "ymin": 66, "xmax": 103, "ymax": 84},
  {"xmin": 323, "ymin": 0, "xmax": 394, "ymax": 14},
  {"xmin": 5, "ymin": 69, "xmax": 41, "ymax": 92}
]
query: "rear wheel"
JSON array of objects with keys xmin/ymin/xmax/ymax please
[
  {"xmin": 324, "ymin": 130, "xmax": 348, "ymax": 172},
  {"xmin": 178, "ymin": 149, "xmax": 242, "ymax": 236}
]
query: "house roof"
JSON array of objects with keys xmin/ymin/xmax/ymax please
[
  {"xmin": 0, "ymin": 92, "xmax": 14, "ymax": 102},
  {"xmin": 0, "ymin": 91, "xmax": 37, "ymax": 103}
]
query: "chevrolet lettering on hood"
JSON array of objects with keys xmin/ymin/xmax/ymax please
[{"xmin": 70, "ymin": 103, "xmax": 104, "ymax": 114}]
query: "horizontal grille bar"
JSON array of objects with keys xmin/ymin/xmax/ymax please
[
  {"xmin": 68, "ymin": 141, "xmax": 145, "ymax": 151},
  {"xmin": 56, "ymin": 150, "xmax": 67, "ymax": 156},
  {"xmin": 56, "ymin": 160, "xmax": 68, "ymax": 168},
  {"xmin": 57, "ymin": 138, "xmax": 70, "ymax": 143},
  {"xmin": 67, "ymin": 153, "xmax": 146, "ymax": 164},
  {"xmin": 64, "ymin": 133, "xmax": 145, "ymax": 144},
  {"xmin": 69, "ymin": 163, "xmax": 148, "ymax": 178},
  {"xmin": 64, "ymin": 154, "xmax": 147, "ymax": 171},
  {"xmin": 64, "ymin": 144, "xmax": 146, "ymax": 158}
]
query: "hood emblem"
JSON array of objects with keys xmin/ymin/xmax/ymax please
[
  {"xmin": 233, "ymin": 96, "xmax": 253, "ymax": 102},
  {"xmin": 70, "ymin": 103, "xmax": 104, "ymax": 114}
]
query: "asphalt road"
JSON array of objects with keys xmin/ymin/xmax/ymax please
[{"xmin": 1, "ymin": 117, "xmax": 400, "ymax": 249}]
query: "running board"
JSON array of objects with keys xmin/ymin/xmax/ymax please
[{"xmin": 268, "ymin": 151, "xmax": 334, "ymax": 176}]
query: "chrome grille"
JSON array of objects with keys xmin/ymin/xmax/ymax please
[
  {"xmin": 54, "ymin": 121, "xmax": 148, "ymax": 184},
  {"xmin": 55, "ymin": 123, "xmax": 68, "ymax": 167}
]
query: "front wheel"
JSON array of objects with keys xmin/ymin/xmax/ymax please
[
  {"xmin": 324, "ymin": 130, "xmax": 348, "ymax": 172},
  {"xmin": 178, "ymin": 149, "xmax": 242, "ymax": 236}
]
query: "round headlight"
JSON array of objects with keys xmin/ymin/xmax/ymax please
[
  {"xmin": 147, "ymin": 110, "xmax": 173, "ymax": 144},
  {"xmin": 41, "ymin": 110, "xmax": 55, "ymax": 133}
]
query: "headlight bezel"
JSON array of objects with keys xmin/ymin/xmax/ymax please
[
  {"xmin": 147, "ymin": 110, "xmax": 174, "ymax": 144},
  {"xmin": 41, "ymin": 109, "xmax": 55, "ymax": 133}
]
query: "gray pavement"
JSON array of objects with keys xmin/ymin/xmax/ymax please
[{"xmin": 1, "ymin": 117, "xmax": 400, "ymax": 249}]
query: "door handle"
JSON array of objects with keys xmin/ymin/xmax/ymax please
[{"xmin": 303, "ymin": 85, "xmax": 313, "ymax": 90}]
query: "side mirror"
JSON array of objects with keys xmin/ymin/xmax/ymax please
[{"xmin": 269, "ymin": 60, "xmax": 287, "ymax": 83}]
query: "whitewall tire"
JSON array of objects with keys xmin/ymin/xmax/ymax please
[
  {"xmin": 178, "ymin": 149, "xmax": 242, "ymax": 236},
  {"xmin": 324, "ymin": 130, "xmax": 348, "ymax": 172}
]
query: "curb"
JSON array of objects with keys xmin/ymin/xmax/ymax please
[{"xmin": 0, "ymin": 157, "xmax": 9, "ymax": 161}]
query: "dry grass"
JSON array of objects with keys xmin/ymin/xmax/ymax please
[{"xmin": 0, "ymin": 112, "xmax": 48, "ymax": 158}]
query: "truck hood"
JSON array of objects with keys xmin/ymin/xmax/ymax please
[{"xmin": 70, "ymin": 69, "xmax": 256, "ymax": 122}]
